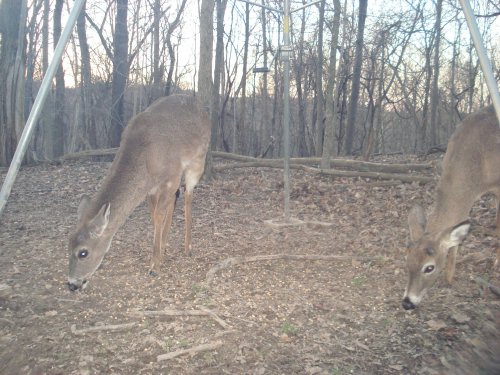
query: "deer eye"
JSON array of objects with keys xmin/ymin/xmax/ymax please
[
  {"xmin": 78, "ymin": 249, "xmax": 89, "ymax": 259},
  {"xmin": 423, "ymin": 265, "xmax": 435, "ymax": 273}
]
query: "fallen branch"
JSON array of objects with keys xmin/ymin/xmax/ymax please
[
  {"xmin": 474, "ymin": 277, "xmax": 500, "ymax": 297},
  {"xmin": 62, "ymin": 147, "xmax": 117, "ymax": 160},
  {"xmin": 156, "ymin": 340, "xmax": 223, "ymax": 362},
  {"xmin": 130, "ymin": 308, "xmax": 229, "ymax": 329},
  {"xmin": 297, "ymin": 164, "xmax": 434, "ymax": 184},
  {"xmin": 214, "ymin": 161, "xmax": 434, "ymax": 183},
  {"xmin": 213, "ymin": 151, "xmax": 432, "ymax": 173},
  {"xmin": 63, "ymin": 149, "xmax": 433, "ymax": 176},
  {"xmin": 205, "ymin": 254, "xmax": 371, "ymax": 284},
  {"xmin": 70, "ymin": 322, "xmax": 136, "ymax": 335}
]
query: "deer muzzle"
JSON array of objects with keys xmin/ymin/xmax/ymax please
[
  {"xmin": 67, "ymin": 278, "xmax": 87, "ymax": 292},
  {"xmin": 402, "ymin": 297, "xmax": 416, "ymax": 310}
]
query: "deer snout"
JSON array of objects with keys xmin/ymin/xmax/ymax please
[
  {"xmin": 402, "ymin": 297, "xmax": 416, "ymax": 310},
  {"xmin": 67, "ymin": 282, "xmax": 79, "ymax": 292},
  {"xmin": 67, "ymin": 279, "xmax": 87, "ymax": 292}
]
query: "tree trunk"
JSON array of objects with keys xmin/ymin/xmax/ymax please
[
  {"xmin": 0, "ymin": 0, "xmax": 26, "ymax": 166},
  {"xmin": 76, "ymin": 0, "xmax": 96, "ymax": 150},
  {"xmin": 198, "ymin": 0, "xmax": 214, "ymax": 108},
  {"xmin": 294, "ymin": 8, "xmax": 308, "ymax": 157},
  {"xmin": 110, "ymin": 0, "xmax": 129, "ymax": 147},
  {"xmin": 165, "ymin": 0, "xmax": 188, "ymax": 97},
  {"xmin": 236, "ymin": 3, "xmax": 250, "ymax": 154},
  {"xmin": 313, "ymin": 0, "xmax": 325, "ymax": 156},
  {"xmin": 49, "ymin": 0, "xmax": 66, "ymax": 159},
  {"xmin": 260, "ymin": 1, "xmax": 270, "ymax": 157},
  {"xmin": 321, "ymin": 0, "xmax": 341, "ymax": 169},
  {"xmin": 151, "ymin": 0, "xmax": 162, "ymax": 101},
  {"xmin": 429, "ymin": 0, "xmax": 442, "ymax": 147},
  {"xmin": 344, "ymin": 0, "xmax": 367, "ymax": 155}
]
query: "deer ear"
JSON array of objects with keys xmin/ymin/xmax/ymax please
[
  {"xmin": 88, "ymin": 203, "xmax": 111, "ymax": 238},
  {"xmin": 442, "ymin": 221, "xmax": 470, "ymax": 248},
  {"xmin": 77, "ymin": 195, "xmax": 92, "ymax": 221},
  {"xmin": 408, "ymin": 204, "xmax": 426, "ymax": 241}
]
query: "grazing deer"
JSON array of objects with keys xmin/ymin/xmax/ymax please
[
  {"xmin": 67, "ymin": 94, "xmax": 210, "ymax": 291},
  {"xmin": 403, "ymin": 105, "xmax": 500, "ymax": 310}
]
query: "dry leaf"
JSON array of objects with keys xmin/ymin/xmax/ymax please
[
  {"xmin": 451, "ymin": 312, "xmax": 470, "ymax": 324},
  {"xmin": 426, "ymin": 319, "xmax": 447, "ymax": 331}
]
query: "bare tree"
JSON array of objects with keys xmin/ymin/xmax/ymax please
[
  {"xmin": 198, "ymin": 0, "xmax": 215, "ymax": 177},
  {"xmin": 293, "ymin": 6, "xmax": 309, "ymax": 157},
  {"xmin": 236, "ymin": 3, "xmax": 250, "ymax": 154},
  {"xmin": 0, "ymin": 0, "xmax": 27, "ymax": 166},
  {"xmin": 110, "ymin": 0, "xmax": 129, "ymax": 147},
  {"xmin": 321, "ymin": 0, "xmax": 341, "ymax": 168},
  {"xmin": 429, "ymin": 0, "xmax": 443, "ymax": 147},
  {"xmin": 312, "ymin": 0, "xmax": 325, "ymax": 156},
  {"xmin": 198, "ymin": 0, "xmax": 214, "ymax": 108},
  {"xmin": 344, "ymin": 0, "xmax": 367, "ymax": 155},
  {"xmin": 165, "ymin": 0, "xmax": 188, "ymax": 96},
  {"xmin": 76, "ymin": 0, "xmax": 97, "ymax": 150}
]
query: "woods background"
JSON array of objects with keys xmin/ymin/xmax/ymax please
[{"xmin": 0, "ymin": 0, "xmax": 499, "ymax": 167}]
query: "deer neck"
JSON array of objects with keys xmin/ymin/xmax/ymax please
[
  {"xmin": 426, "ymin": 189, "xmax": 470, "ymax": 234},
  {"xmin": 87, "ymin": 167, "xmax": 148, "ymax": 237}
]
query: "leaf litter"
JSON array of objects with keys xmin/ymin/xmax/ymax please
[{"xmin": 0, "ymin": 155, "xmax": 498, "ymax": 374}]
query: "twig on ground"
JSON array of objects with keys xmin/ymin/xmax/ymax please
[
  {"xmin": 130, "ymin": 308, "xmax": 229, "ymax": 329},
  {"xmin": 156, "ymin": 340, "xmax": 223, "ymax": 362},
  {"xmin": 198, "ymin": 306, "xmax": 230, "ymax": 329},
  {"xmin": 70, "ymin": 322, "xmax": 136, "ymax": 335},
  {"xmin": 0, "ymin": 317, "xmax": 14, "ymax": 325},
  {"xmin": 205, "ymin": 254, "xmax": 372, "ymax": 284}
]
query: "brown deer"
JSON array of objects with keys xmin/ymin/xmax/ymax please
[
  {"xmin": 403, "ymin": 105, "xmax": 500, "ymax": 310},
  {"xmin": 67, "ymin": 94, "xmax": 210, "ymax": 291}
]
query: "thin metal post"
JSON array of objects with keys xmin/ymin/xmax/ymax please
[
  {"xmin": 282, "ymin": 0, "xmax": 291, "ymax": 221},
  {"xmin": 458, "ymin": 0, "xmax": 500, "ymax": 122},
  {"xmin": 0, "ymin": 0, "xmax": 86, "ymax": 216}
]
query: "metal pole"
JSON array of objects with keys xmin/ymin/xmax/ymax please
[
  {"xmin": 0, "ymin": 0, "xmax": 86, "ymax": 216},
  {"xmin": 458, "ymin": 0, "xmax": 500, "ymax": 122},
  {"xmin": 282, "ymin": 0, "xmax": 291, "ymax": 221}
]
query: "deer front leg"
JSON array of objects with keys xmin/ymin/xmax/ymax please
[
  {"xmin": 149, "ymin": 184, "xmax": 178, "ymax": 275},
  {"xmin": 446, "ymin": 246, "xmax": 458, "ymax": 283}
]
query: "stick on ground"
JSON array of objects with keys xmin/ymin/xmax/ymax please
[
  {"xmin": 70, "ymin": 322, "xmax": 136, "ymax": 335},
  {"xmin": 156, "ymin": 340, "xmax": 223, "ymax": 362},
  {"xmin": 130, "ymin": 308, "xmax": 229, "ymax": 329}
]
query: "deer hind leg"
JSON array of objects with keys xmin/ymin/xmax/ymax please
[
  {"xmin": 148, "ymin": 178, "xmax": 181, "ymax": 275},
  {"xmin": 183, "ymin": 161, "xmax": 205, "ymax": 255}
]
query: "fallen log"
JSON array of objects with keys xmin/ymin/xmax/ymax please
[
  {"xmin": 62, "ymin": 149, "xmax": 432, "ymax": 174},
  {"xmin": 214, "ymin": 162, "xmax": 434, "ymax": 183},
  {"xmin": 212, "ymin": 151, "xmax": 432, "ymax": 173}
]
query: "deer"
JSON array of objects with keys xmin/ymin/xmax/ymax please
[
  {"xmin": 403, "ymin": 105, "xmax": 500, "ymax": 310},
  {"xmin": 67, "ymin": 94, "xmax": 210, "ymax": 291}
]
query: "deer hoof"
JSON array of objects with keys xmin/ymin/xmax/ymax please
[{"xmin": 148, "ymin": 269, "xmax": 158, "ymax": 277}]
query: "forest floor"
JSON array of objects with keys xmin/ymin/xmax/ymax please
[{"xmin": 0, "ymin": 155, "xmax": 499, "ymax": 375}]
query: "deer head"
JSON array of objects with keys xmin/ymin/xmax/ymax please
[
  {"xmin": 402, "ymin": 204, "xmax": 470, "ymax": 310},
  {"xmin": 68, "ymin": 195, "xmax": 111, "ymax": 291}
]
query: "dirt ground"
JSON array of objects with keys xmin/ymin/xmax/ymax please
[{"xmin": 0, "ymin": 156, "xmax": 499, "ymax": 375}]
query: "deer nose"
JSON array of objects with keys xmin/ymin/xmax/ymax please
[
  {"xmin": 67, "ymin": 282, "xmax": 80, "ymax": 292},
  {"xmin": 402, "ymin": 297, "xmax": 416, "ymax": 310}
]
